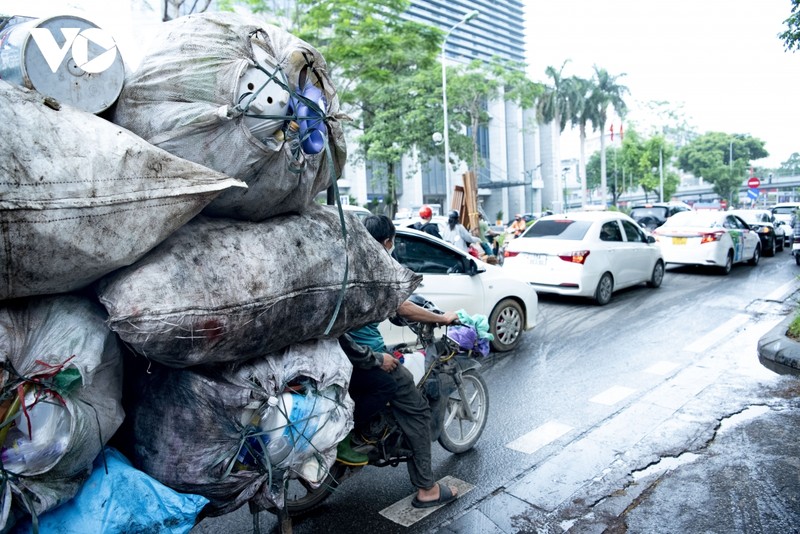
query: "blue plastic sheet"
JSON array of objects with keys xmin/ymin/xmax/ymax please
[{"xmin": 13, "ymin": 448, "xmax": 208, "ymax": 534}]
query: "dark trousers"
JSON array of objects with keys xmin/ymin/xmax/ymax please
[{"xmin": 348, "ymin": 365, "xmax": 435, "ymax": 490}]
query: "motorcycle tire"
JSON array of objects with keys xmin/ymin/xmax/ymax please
[
  {"xmin": 278, "ymin": 461, "xmax": 347, "ymax": 516},
  {"xmin": 438, "ymin": 369, "xmax": 489, "ymax": 453}
]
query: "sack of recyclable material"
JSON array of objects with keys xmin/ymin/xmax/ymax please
[
  {"xmin": 112, "ymin": 11, "xmax": 347, "ymax": 221},
  {"xmin": 129, "ymin": 338, "xmax": 354, "ymax": 515},
  {"xmin": 0, "ymin": 80, "xmax": 245, "ymax": 301},
  {"xmin": 97, "ymin": 205, "xmax": 421, "ymax": 367},
  {"xmin": 11, "ymin": 448, "xmax": 208, "ymax": 534},
  {"xmin": 0, "ymin": 295, "xmax": 124, "ymax": 531}
]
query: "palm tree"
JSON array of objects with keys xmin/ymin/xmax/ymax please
[
  {"xmin": 536, "ymin": 61, "xmax": 573, "ymax": 132},
  {"xmin": 567, "ymin": 75, "xmax": 594, "ymax": 208},
  {"xmin": 536, "ymin": 61, "xmax": 574, "ymax": 210},
  {"xmin": 589, "ymin": 66, "xmax": 629, "ymax": 206}
]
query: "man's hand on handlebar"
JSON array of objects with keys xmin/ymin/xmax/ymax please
[
  {"xmin": 397, "ymin": 300, "xmax": 460, "ymax": 327},
  {"xmin": 438, "ymin": 311, "xmax": 459, "ymax": 326}
]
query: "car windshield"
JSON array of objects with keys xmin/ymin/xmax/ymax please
[
  {"xmin": 661, "ymin": 211, "xmax": 721, "ymax": 228},
  {"xmin": 521, "ymin": 219, "xmax": 591, "ymax": 240},
  {"xmin": 630, "ymin": 206, "xmax": 668, "ymax": 220},
  {"xmin": 772, "ymin": 206, "xmax": 798, "ymax": 216},
  {"xmin": 732, "ymin": 212, "xmax": 762, "ymax": 224}
]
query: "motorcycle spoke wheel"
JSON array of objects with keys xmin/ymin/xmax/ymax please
[
  {"xmin": 438, "ymin": 369, "xmax": 489, "ymax": 453},
  {"xmin": 279, "ymin": 462, "xmax": 345, "ymax": 516}
]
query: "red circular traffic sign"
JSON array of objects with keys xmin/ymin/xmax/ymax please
[{"xmin": 748, "ymin": 177, "xmax": 760, "ymax": 188}]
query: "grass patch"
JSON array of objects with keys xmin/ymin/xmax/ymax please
[{"xmin": 787, "ymin": 312, "xmax": 800, "ymax": 341}]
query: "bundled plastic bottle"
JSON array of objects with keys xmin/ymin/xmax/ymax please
[{"xmin": 284, "ymin": 121, "xmax": 306, "ymax": 173}]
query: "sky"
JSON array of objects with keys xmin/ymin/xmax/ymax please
[
  {"xmin": 524, "ymin": 0, "xmax": 800, "ymax": 168},
  {"xmin": 2, "ymin": 0, "xmax": 797, "ymax": 168}
]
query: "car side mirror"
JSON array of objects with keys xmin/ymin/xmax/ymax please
[
  {"xmin": 647, "ymin": 235, "xmax": 656, "ymax": 244},
  {"xmin": 466, "ymin": 258, "xmax": 484, "ymax": 276}
]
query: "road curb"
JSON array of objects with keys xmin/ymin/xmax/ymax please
[{"xmin": 757, "ymin": 314, "xmax": 800, "ymax": 375}]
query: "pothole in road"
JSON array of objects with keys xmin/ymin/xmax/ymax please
[
  {"xmin": 631, "ymin": 405, "xmax": 771, "ymax": 482},
  {"xmin": 716, "ymin": 404, "xmax": 771, "ymax": 434},
  {"xmin": 631, "ymin": 452, "xmax": 701, "ymax": 481}
]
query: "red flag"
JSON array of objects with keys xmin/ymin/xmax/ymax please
[
  {"xmin": 619, "ymin": 123, "xmax": 624, "ymax": 141},
  {"xmin": 610, "ymin": 124, "xmax": 614, "ymax": 142}
]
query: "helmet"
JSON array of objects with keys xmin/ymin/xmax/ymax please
[
  {"xmin": 419, "ymin": 205, "xmax": 432, "ymax": 219},
  {"xmin": 448, "ymin": 210, "xmax": 459, "ymax": 221}
]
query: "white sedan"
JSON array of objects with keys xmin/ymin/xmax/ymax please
[
  {"xmin": 380, "ymin": 227, "xmax": 538, "ymax": 352},
  {"xmin": 502, "ymin": 211, "xmax": 665, "ymax": 305},
  {"xmin": 652, "ymin": 211, "xmax": 761, "ymax": 274}
]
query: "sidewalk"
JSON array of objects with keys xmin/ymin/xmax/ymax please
[{"xmin": 436, "ymin": 319, "xmax": 800, "ymax": 534}]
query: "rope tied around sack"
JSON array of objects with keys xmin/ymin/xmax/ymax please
[
  {"xmin": 234, "ymin": 40, "xmax": 349, "ymax": 335},
  {"xmin": 0, "ymin": 355, "xmax": 99, "ymax": 534}
]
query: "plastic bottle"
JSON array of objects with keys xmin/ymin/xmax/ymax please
[
  {"xmin": 235, "ymin": 412, "xmax": 266, "ymax": 468},
  {"xmin": 285, "ymin": 121, "xmax": 306, "ymax": 173}
]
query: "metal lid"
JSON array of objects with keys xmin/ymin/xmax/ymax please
[{"xmin": 11, "ymin": 15, "xmax": 124, "ymax": 113}]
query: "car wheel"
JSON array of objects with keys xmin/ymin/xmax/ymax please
[
  {"xmin": 795, "ymin": 253, "xmax": 800, "ymax": 266},
  {"xmin": 489, "ymin": 299, "xmax": 524, "ymax": 352},
  {"xmin": 778, "ymin": 238, "xmax": 784, "ymax": 252},
  {"xmin": 766, "ymin": 237, "xmax": 776, "ymax": 257},
  {"xmin": 748, "ymin": 244, "xmax": 761, "ymax": 266},
  {"xmin": 647, "ymin": 260, "xmax": 665, "ymax": 288},
  {"xmin": 594, "ymin": 272, "xmax": 614, "ymax": 305},
  {"xmin": 719, "ymin": 250, "xmax": 733, "ymax": 275}
]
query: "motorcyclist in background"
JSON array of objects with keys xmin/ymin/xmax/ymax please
[{"xmin": 413, "ymin": 205, "xmax": 443, "ymax": 239}]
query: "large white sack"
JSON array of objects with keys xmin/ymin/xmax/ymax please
[
  {"xmin": 128, "ymin": 339, "xmax": 353, "ymax": 515},
  {"xmin": 112, "ymin": 11, "xmax": 347, "ymax": 222},
  {"xmin": 0, "ymin": 294, "xmax": 124, "ymax": 531},
  {"xmin": 96, "ymin": 205, "xmax": 421, "ymax": 367},
  {"xmin": 0, "ymin": 81, "xmax": 245, "ymax": 301}
]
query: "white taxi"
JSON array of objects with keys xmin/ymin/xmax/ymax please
[
  {"xmin": 652, "ymin": 211, "xmax": 761, "ymax": 274},
  {"xmin": 502, "ymin": 211, "xmax": 664, "ymax": 305}
]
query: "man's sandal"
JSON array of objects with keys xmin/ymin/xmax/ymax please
[{"xmin": 411, "ymin": 483, "xmax": 457, "ymax": 509}]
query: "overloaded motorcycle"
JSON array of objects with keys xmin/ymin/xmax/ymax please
[{"xmin": 280, "ymin": 295, "xmax": 490, "ymax": 515}]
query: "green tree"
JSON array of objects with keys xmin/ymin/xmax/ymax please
[
  {"xmin": 677, "ymin": 132, "xmax": 769, "ymax": 205},
  {"xmin": 446, "ymin": 59, "xmax": 542, "ymax": 183},
  {"xmin": 633, "ymin": 136, "xmax": 679, "ymax": 203},
  {"xmin": 780, "ymin": 153, "xmax": 800, "ymax": 176},
  {"xmin": 589, "ymin": 66, "xmax": 628, "ymax": 207},
  {"xmin": 780, "ymin": 0, "xmax": 800, "ymax": 52}
]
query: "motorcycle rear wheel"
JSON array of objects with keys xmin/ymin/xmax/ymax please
[
  {"xmin": 438, "ymin": 369, "xmax": 489, "ymax": 453},
  {"xmin": 281, "ymin": 461, "xmax": 347, "ymax": 516}
]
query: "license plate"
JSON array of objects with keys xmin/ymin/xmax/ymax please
[
  {"xmin": 672, "ymin": 237, "xmax": 687, "ymax": 245},
  {"xmin": 526, "ymin": 253, "xmax": 547, "ymax": 265}
]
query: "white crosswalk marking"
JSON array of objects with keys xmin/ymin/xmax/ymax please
[
  {"xmin": 644, "ymin": 360, "xmax": 679, "ymax": 375},
  {"xmin": 507, "ymin": 421, "xmax": 573, "ymax": 454},
  {"xmin": 589, "ymin": 385, "xmax": 636, "ymax": 406}
]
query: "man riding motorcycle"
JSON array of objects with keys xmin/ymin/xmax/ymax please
[{"xmin": 337, "ymin": 214, "xmax": 460, "ymax": 508}]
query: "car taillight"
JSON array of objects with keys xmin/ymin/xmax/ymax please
[
  {"xmin": 700, "ymin": 231, "xmax": 724, "ymax": 244},
  {"xmin": 504, "ymin": 250, "xmax": 519, "ymax": 258},
  {"xmin": 558, "ymin": 250, "xmax": 590, "ymax": 264}
]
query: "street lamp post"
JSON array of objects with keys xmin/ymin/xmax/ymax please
[{"xmin": 442, "ymin": 9, "xmax": 479, "ymax": 211}]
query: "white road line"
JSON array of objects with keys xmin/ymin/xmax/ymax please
[
  {"xmin": 684, "ymin": 313, "xmax": 750, "ymax": 353},
  {"xmin": 644, "ymin": 360, "xmax": 679, "ymax": 376},
  {"xmin": 379, "ymin": 475, "xmax": 474, "ymax": 527},
  {"xmin": 507, "ymin": 421, "xmax": 573, "ymax": 454},
  {"xmin": 589, "ymin": 386, "xmax": 636, "ymax": 406},
  {"xmin": 764, "ymin": 279, "xmax": 798, "ymax": 302}
]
